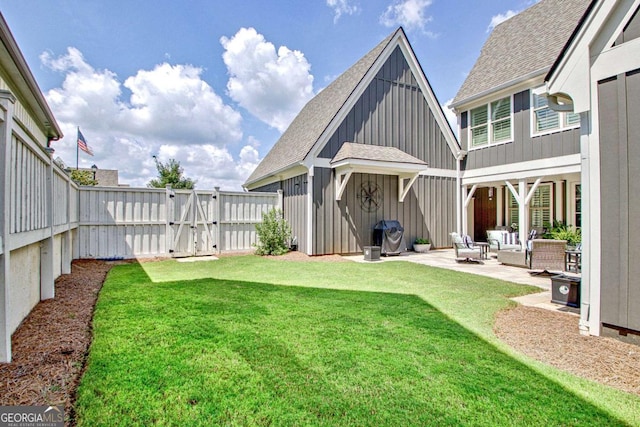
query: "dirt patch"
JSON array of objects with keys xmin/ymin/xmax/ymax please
[
  {"xmin": 0, "ymin": 259, "xmax": 115, "ymax": 423},
  {"xmin": 495, "ymin": 305, "xmax": 640, "ymax": 396}
]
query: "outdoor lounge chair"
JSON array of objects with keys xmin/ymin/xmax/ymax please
[
  {"xmin": 486, "ymin": 230, "xmax": 521, "ymax": 252},
  {"xmin": 528, "ymin": 239, "xmax": 567, "ymax": 276},
  {"xmin": 450, "ymin": 232, "xmax": 482, "ymax": 263}
]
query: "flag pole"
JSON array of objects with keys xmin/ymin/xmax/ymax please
[{"xmin": 76, "ymin": 126, "xmax": 79, "ymax": 170}]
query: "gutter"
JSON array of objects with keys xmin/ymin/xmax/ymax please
[{"xmin": 451, "ymin": 68, "xmax": 548, "ymax": 110}]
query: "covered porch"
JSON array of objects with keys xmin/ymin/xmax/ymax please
[{"xmin": 460, "ymin": 168, "xmax": 581, "ymax": 246}]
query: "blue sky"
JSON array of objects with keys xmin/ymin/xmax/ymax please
[{"xmin": 0, "ymin": 0, "xmax": 536, "ymax": 190}]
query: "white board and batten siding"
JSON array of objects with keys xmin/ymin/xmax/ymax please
[{"xmin": 77, "ymin": 187, "xmax": 282, "ymax": 258}]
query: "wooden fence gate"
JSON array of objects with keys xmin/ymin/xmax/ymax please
[
  {"xmin": 78, "ymin": 186, "xmax": 281, "ymax": 259},
  {"xmin": 169, "ymin": 189, "xmax": 217, "ymax": 257}
]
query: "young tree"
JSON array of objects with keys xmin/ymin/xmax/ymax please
[
  {"xmin": 70, "ymin": 169, "xmax": 98, "ymax": 186},
  {"xmin": 148, "ymin": 157, "xmax": 195, "ymax": 189}
]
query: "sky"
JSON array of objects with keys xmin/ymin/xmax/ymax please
[{"xmin": 0, "ymin": 0, "xmax": 537, "ymax": 190}]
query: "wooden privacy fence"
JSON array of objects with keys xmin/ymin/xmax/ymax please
[{"xmin": 78, "ymin": 186, "xmax": 282, "ymax": 259}]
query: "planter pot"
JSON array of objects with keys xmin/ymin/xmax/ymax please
[{"xmin": 413, "ymin": 243, "xmax": 431, "ymax": 253}]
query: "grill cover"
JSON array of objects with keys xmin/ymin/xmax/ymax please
[{"xmin": 373, "ymin": 220, "xmax": 406, "ymax": 255}]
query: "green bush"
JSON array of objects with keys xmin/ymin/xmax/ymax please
[
  {"xmin": 544, "ymin": 220, "xmax": 581, "ymax": 246},
  {"xmin": 415, "ymin": 238, "xmax": 430, "ymax": 244},
  {"xmin": 254, "ymin": 209, "xmax": 292, "ymax": 255}
]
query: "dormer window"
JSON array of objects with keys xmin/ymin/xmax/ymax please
[
  {"xmin": 468, "ymin": 95, "xmax": 512, "ymax": 148},
  {"xmin": 531, "ymin": 87, "xmax": 580, "ymax": 135}
]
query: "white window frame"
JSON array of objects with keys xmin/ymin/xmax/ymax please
[
  {"xmin": 467, "ymin": 95, "xmax": 514, "ymax": 150},
  {"xmin": 508, "ymin": 183, "xmax": 554, "ymax": 230},
  {"xmin": 530, "ymin": 87, "xmax": 580, "ymax": 137}
]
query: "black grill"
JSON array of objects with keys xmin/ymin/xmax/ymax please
[{"xmin": 373, "ymin": 220, "xmax": 406, "ymax": 256}]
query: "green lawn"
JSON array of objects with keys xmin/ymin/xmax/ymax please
[{"xmin": 75, "ymin": 256, "xmax": 640, "ymax": 426}]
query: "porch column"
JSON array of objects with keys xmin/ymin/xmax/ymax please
[
  {"xmin": 496, "ymin": 185, "xmax": 504, "ymax": 227},
  {"xmin": 518, "ymin": 180, "xmax": 528, "ymax": 250},
  {"xmin": 555, "ymin": 180, "xmax": 564, "ymax": 223}
]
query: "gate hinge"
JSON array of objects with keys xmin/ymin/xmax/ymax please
[
  {"xmin": 212, "ymin": 244, "xmax": 217, "ymax": 249},
  {"xmin": 169, "ymin": 249, "xmax": 174, "ymax": 253},
  {"xmin": 169, "ymin": 221, "xmax": 174, "ymax": 225},
  {"xmin": 212, "ymin": 221, "xmax": 217, "ymax": 225},
  {"xmin": 212, "ymin": 195, "xmax": 217, "ymax": 199}
]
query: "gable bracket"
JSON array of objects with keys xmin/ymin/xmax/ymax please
[
  {"xmin": 399, "ymin": 173, "xmax": 419, "ymax": 202},
  {"xmin": 335, "ymin": 169, "xmax": 353, "ymax": 201}
]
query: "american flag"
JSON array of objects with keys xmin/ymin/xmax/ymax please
[{"xmin": 77, "ymin": 128, "xmax": 94, "ymax": 156}]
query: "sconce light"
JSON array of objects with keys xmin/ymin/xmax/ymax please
[{"xmin": 488, "ymin": 187, "xmax": 494, "ymax": 201}]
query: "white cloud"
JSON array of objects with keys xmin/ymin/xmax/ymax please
[
  {"xmin": 42, "ymin": 47, "xmax": 254, "ymax": 190},
  {"xmin": 487, "ymin": 10, "xmax": 518, "ymax": 32},
  {"xmin": 380, "ymin": 0, "xmax": 433, "ymax": 33},
  {"xmin": 326, "ymin": 0, "xmax": 360, "ymax": 23},
  {"xmin": 220, "ymin": 27, "xmax": 314, "ymax": 132},
  {"xmin": 441, "ymin": 98, "xmax": 458, "ymax": 138}
]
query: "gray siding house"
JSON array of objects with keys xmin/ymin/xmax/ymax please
[
  {"xmin": 245, "ymin": 28, "xmax": 462, "ymax": 255},
  {"xmin": 546, "ymin": 0, "xmax": 640, "ymax": 342},
  {"xmin": 451, "ymin": 0, "xmax": 590, "ymax": 243}
]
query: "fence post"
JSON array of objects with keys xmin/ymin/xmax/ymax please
[
  {"xmin": 165, "ymin": 185, "xmax": 173, "ymax": 257},
  {"xmin": 214, "ymin": 187, "xmax": 221, "ymax": 254},
  {"xmin": 0, "ymin": 90, "xmax": 16, "ymax": 362},
  {"xmin": 277, "ymin": 189, "xmax": 284, "ymax": 211},
  {"xmin": 40, "ymin": 147, "xmax": 55, "ymax": 300}
]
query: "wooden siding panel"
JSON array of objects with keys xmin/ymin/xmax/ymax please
[
  {"xmin": 463, "ymin": 89, "xmax": 580, "ymax": 169},
  {"xmin": 318, "ymin": 47, "xmax": 456, "ymax": 170},
  {"xmin": 311, "ymin": 168, "xmax": 456, "ymax": 254},
  {"xmin": 598, "ymin": 75, "xmax": 626, "ymax": 328},
  {"xmin": 626, "ymin": 69, "xmax": 640, "ymax": 331}
]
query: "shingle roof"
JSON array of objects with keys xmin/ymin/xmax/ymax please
[
  {"xmin": 245, "ymin": 28, "xmax": 400, "ymax": 187},
  {"xmin": 452, "ymin": 0, "xmax": 591, "ymax": 107},
  {"xmin": 331, "ymin": 142, "xmax": 427, "ymax": 166}
]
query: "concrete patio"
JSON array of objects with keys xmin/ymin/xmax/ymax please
[{"xmin": 344, "ymin": 249, "xmax": 581, "ymax": 315}]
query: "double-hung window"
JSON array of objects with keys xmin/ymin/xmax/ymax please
[
  {"xmin": 531, "ymin": 87, "xmax": 580, "ymax": 135},
  {"xmin": 469, "ymin": 96, "xmax": 512, "ymax": 148},
  {"xmin": 508, "ymin": 184, "xmax": 552, "ymax": 230}
]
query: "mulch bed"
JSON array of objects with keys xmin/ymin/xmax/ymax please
[
  {"xmin": 494, "ymin": 305, "xmax": 640, "ymax": 396},
  {"xmin": 1, "ymin": 256, "xmax": 639, "ymax": 427},
  {"xmin": 0, "ymin": 259, "xmax": 115, "ymax": 424}
]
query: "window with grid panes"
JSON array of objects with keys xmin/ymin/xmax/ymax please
[
  {"xmin": 468, "ymin": 95, "xmax": 512, "ymax": 148},
  {"xmin": 508, "ymin": 184, "xmax": 552, "ymax": 230},
  {"xmin": 532, "ymin": 88, "xmax": 580, "ymax": 135}
]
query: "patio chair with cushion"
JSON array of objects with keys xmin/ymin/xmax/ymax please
[
  {"xmin": 528, "ymin": 239, "xmax": 567, "ymax": 275},
  {"xmin": 486, "ymin": 230, "xmax": 521, "ymax": 252},
  {"xmin": 450, "ymin": 232, "xmax": 482, "ymax": 263}
]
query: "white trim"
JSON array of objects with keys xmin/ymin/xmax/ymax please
[
  {"xmin": 461, "ymin": 154, "xmax": 581, "ymax": 184},
  {"xmin": 419, "ymin": 168, "xmax": 457, "ymax": 178},
  {"xmin": 531, "ymin": 86, "xmax": 580, "ymax": 137},
  {"xmin": 335, "ymin": 170, "xmax": 353, "ymax": 201},
  {"xmin": 592, "ymin": 37, "xmax": 640, "ymax": 81},
  {"xmin": 307, "ymin": 30, "xmax": 463, "ymax": 165},
  {"xmin": 464, "ymin": 184, "xmax": 478, "ymax": 208},
  {"xmin": 330, "ymin": 159, "xmax": 427, "ymax": 174},
  {"xmin": 244, "ymin": 164, "xmax": 309, "ymax": 191},
  {"xmin": 306, "ymin": 166, "xmax": 314, "ymax": 255},
  {"xmin": 451, "ymin": 69, "xmax": 547, "ymax": 110},
  {"xmin": 399, "ymin": 173, "xmax": 420, "ymax": 203}
]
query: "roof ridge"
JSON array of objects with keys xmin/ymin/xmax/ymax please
[{"xmin": 244, "ymin": 28, "xmax": 400, "ymax": 186}]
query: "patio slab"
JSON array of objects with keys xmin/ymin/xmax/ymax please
[{"xmin": 343, "ymin": 249, "xmax": 582, "ymax": 315}]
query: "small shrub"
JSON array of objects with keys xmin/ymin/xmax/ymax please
[
  {"xmin": 254, "ymin": 209, "xmax": 292, "ymax": 256},
  {"xmin": 415, "ymin": 238, "xmax": 430, "ymax": 244},
  {"xmin": 544, "ymin": 220, "xmax": 581, "ymax": 246}
]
